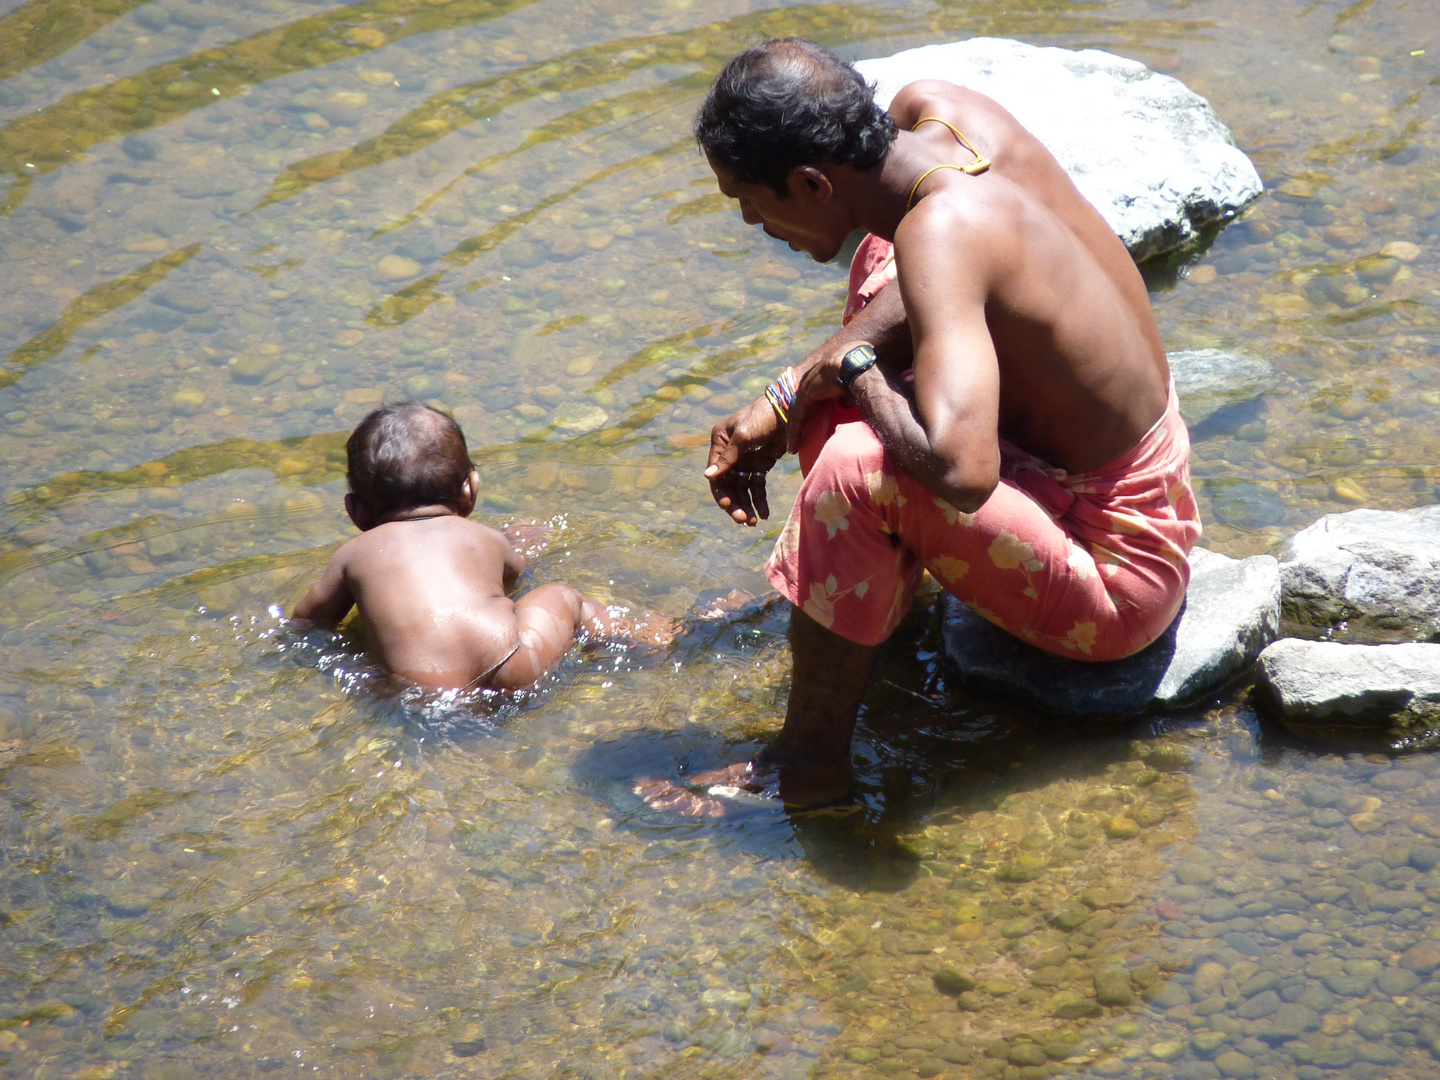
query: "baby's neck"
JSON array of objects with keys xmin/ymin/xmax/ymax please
[{"xmin": 373, "ymin": 504, "xmax": 462, "ymax": 526}]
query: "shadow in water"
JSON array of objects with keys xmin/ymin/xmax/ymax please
[{"xmin": 570, "ymin": 598, "xmax": 1187, "ymax": 890}]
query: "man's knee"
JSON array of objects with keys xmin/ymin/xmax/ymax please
[{"xmin": 806, "ymin": 421, "xmax": 887, "ymax": 491}]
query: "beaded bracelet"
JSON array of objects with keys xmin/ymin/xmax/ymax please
[{"xmin": 763, "ymin": 367, "xmax": 797, "ymax": 424}]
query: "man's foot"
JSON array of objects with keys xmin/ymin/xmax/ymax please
[
  {"xmin": 633, "ymin": 761, "xmax": 779, "ymax": 818},
  {"xmin": 693, "ymin": 588, "xmax": 759, "ymax": 621},
  {"xmin": 623, "ymin": 612, "xmax": 680, "ymax": 648},
  {"xmin": 504, "ymin": 520, "xmax": 552, "ymax": 562}
]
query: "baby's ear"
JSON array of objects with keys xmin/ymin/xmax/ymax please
[
  {"xmin": 458, "ymin": 470, "xmax": 481, "ymax": 516},
  {"xmin": 345, "ymin": 493, "xmax": 372, "ymax": 530}
]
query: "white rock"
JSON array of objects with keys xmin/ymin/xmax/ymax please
[
  {"xmin": 1280, "ymin": 506, "xmax": 1440, "ymax": 642},
  {"xmin": 1256, "ymin": 639, "xmax": 1440, "ymax": 745},
  {"xmin": 940, "ymin": 547, "xmax": 1279, "ymax": 715},
  {"xmin": 856, "ymin": 39, "xmax": 1263, "ymax": 261}
]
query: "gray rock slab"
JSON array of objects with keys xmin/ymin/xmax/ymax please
[
  {"xmin": 855, "ymin": 38, "xmax": 1263, "ymax": 261},
  {"xmin": 1255, "ymin": 639, "xmax": 1440, "ymax": 744},
  {"xmin": 1280, "ymin": 506, "xmax": 1440, "ymax": 642},
  {"xmin": 940, "ymin": 547, "xmax": 1280, "ymax": 715},
  {"xmin": 1168, "ymin": 348, "xmax": 1279, "ymax": 428}
]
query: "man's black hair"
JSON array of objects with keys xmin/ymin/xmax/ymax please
[
  {"xmin": 694, "ymin": 38, "xmax": 897, "ymax": 197},
  {"xmin": 346, "ymin": 402, "xmax": 472, "ymax": 514}
]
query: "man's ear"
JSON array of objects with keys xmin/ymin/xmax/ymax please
[
  {"xmin": 344, "ymin": 493, "xmax": 372, "ymax": 531},
  {"xmin": 457, "ymin": 470, "xmax": 481, "ymax": 517},
  {"xmin": 792, "ymin": 166, "xmax": 834, "ymax": 202}
]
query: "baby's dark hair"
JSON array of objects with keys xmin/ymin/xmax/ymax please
[{"xmin": 346, "ymin": 402, "xmax": 472, "ymax": 514}]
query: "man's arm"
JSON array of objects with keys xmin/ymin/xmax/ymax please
[
  {"xmin": 782, "ymin": 283, "xmax": 912, "ymax": 454},
  {"xmin": 848, "ymin": 206, "xmax": 1005, "ymax": 513},
  {"xmin": 291, "ymin": 555, "xmax": 356, "ymax": 627}
]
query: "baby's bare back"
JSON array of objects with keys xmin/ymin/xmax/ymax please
[{"xmin": 341, "ymin": 517, "xmax": 521, "ymax": 688}]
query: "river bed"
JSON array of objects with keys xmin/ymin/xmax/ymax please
[{"xmin": 1, "ymin": 0, "xmax": 1438, "ymax": 1077}]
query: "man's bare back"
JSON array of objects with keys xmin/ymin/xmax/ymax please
[{"xmin": 887, "ymin": 81, "xmax": 1169, "ymax": 473}]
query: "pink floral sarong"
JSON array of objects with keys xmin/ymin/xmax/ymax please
[{"xmin": 765, "ymin": 236, "xmax": 1202, "ymax": 661}]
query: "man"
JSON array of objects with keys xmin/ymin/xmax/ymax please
[{"xmin": 662, "ymin": 39, "xmax": 1200, "ymax": 810}]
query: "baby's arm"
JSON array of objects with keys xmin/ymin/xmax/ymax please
[
  {"xmin": 501, "ymin": 538, "xmax": 527, "ymax": 591},
  {"xmin": 291, "ymin": 554, "xmax": 355, "ymax": 627}
]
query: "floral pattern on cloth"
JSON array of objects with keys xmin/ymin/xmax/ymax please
[{"xmin": 766, "ymin": 234, "xmax": 1202, "ymax": 659}]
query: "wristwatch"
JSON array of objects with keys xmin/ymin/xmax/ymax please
[{"xmin": 836, "ymin": 343, "xmax": 878, "ymax": 394}]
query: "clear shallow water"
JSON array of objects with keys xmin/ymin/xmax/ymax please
[{"xmin": 0, "ymin": 0, "xmax": 1438, "ymax": 1077}]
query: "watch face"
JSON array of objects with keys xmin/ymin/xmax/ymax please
[{"xmin": 839, "ymin": 344, "xmax": 877, "ymax": 390}]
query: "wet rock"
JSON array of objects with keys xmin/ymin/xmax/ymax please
[
  {"xmin": 377, "ymin": 255, "xmax": 423, "ymax": 281},
  {"xmin": 1255, "ymin": 640, "xmax": 1440, "ymax": 743},
  {"xmin": 1380, "ymin": 240, "xmax": 1420, "ymax": 262},
  {"xmin": 231, "ymin": 355, "xmax": 277, "ymax": 383},
  {"xmin": 171, "ymin": 388, "xmax": 206, "ymax": 415},
  {"xmin": 1104, "ymin": 815, "xmax": 1139, "ymax": 839},
  {"xmin": 1208, "ymin": 481, "xmax": 1285, "ymax": 530},
  {"xmin": 1265, "ymin": 914, "xmax": 1308, "ymax": 939},
  {"xmin": 1193, "ymin": 962, "xmax": 1226, "ymax": 995},
  {"xmin": 553, "ymin": 405, "xmax": 608, "ymax": 435},
  {"xmin": 941, "ymin": 547, "xmax": 1279, "ymax": 715},
  {"xmin": 1147, "ymin": 981, "xmax": 1191, "ymax": 1007},
  {"xmin": 1301, "ymin": 782, "xmax": 1343, "ymax": 808},
  {"xmin": 1237, "ymin": 989, "xmax": 1280, "ymax": 1019},
  {"xmin": 1176, "ymin": 859, "xmax": 1216, "ymax": 885},
  {"xmin": 1401, "ymin": 944, "xmax": 1440, "ymax": 975},
  {"xmin": 857, "ymin": 39, "xmax": 1262, "ymax": 261},
  {"xmin": 1008, "ymin": 1042, "xmax": 1048, "ymax": 1066},
  {"xmin": 1279, "ymin": 506, "xmax": 1440, "ymax": 642},
  {"xmin": 1256, "ymin": 1002, "xmax": 1320, "ymax": 1041},
  {"xmin": 1213, "ymin": 1049, "xmax": 1256, "ymax": 1078},
  {"xmin": 1169, "ymin": 348, "xmax": 1278, "ymax": 427},
  {"xmin": 933, "ymin": 964, "xmax": 977, "ymax": 994},
  {"xmin": 1094, "ymin": 967, "xmax": 1135, "ymax": 1006}
]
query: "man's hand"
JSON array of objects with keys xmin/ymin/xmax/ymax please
[
  {"xmin": 784, "ymin": 342, "xmax": 847, "ymax": 455},
  {"xmin": 705, "ymin": 396, "xmax": 787, "ymax": 526}
]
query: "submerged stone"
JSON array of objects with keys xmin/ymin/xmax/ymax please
[
  {"xmin": 933, "ymin": 964, "xmax": 977, "ymax": 994},
  {"xmin": 856, "ymin": 39, "xmax": 1262, "ymax": 261},
  {"xmin": 941, "ymin": 547, "xmax": 1279, "ymax": 715},
  {"xmin": 1169, "ymin": 348, "xmax": 1278, "ymax": 427},
  {"xmin": 1094, "ymin": 967, "xmax": 1135, "ymax": 1006}
]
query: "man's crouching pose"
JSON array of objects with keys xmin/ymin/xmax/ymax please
[{"xmin": 672, "ymin": 39, "xmax": 1201, "ymax": 810}]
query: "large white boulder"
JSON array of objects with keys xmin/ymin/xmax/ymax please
[{"xmin": 855, "ymin": 38, "xmax": 1263, "ymax": 261}]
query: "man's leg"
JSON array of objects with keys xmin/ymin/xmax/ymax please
[{"xmin": 759, "ymin": 604, "xmax": 878, "ymax": 806}]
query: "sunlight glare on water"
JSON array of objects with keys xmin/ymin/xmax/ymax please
[{"xmin": 0, "ymin": 0, "xmax": 1438, "ymax": 1077}]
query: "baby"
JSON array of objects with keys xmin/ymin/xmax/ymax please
[{"xmin": 292, "ymin": 402, "xmax": 638, "ymax": 691}]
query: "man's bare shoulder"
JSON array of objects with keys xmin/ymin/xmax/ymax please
[
  {"xmin": 895, "ymin": 178, "xmax": 1025, "ymax": 278},
  {"xmin": 889, "ymin": 81, "xmax": 1017, "ymax": 126}
]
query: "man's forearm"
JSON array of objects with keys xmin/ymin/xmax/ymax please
[
  {"xmin": 848, "ymin": 364, "xmax": 994, "ymax": 513},
  {"xmin": 792, "ymin": 285, "xmax": 912, "ymax": 408}
]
